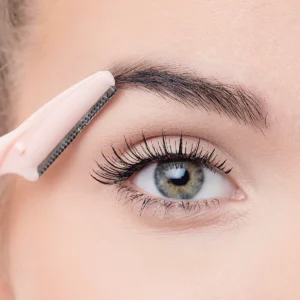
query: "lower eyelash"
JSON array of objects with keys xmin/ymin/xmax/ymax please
[{"xmin": 116, "ymin": 185, "xmax": 221, "ymax": 219}]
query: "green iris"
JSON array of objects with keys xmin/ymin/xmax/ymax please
[{"xmin": 154, "ymin": 161, "xmax": 204, "ymax": 199}]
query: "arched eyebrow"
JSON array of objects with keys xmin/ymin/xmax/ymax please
[{"xmin": 110, "ymin": 60, "xmax": 269, "ymax": 130}]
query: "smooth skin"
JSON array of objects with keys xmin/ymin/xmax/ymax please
[{"xmin": 2, "ymin": 0, "xmax": 300, "ymax": 299}]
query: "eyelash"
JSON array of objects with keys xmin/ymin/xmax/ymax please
[
  {"xmin": 91, "ymin": 133, "xmax": 234, "ymax": 219},
  {"xmin": 92, "ymin": 133, "xmax": 232, "ymax": 184}
]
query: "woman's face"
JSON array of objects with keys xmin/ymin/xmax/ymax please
[{"xmin": 4, "ymin": 0, "xmax": 300, "ymax": 299}]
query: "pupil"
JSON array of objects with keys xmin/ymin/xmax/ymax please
[{"xmin": 166, "ymin": 168, "xmax": 190, "ymax": 186}]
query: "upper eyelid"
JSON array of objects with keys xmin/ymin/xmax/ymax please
[{"xmin": 91, "ymin": 134, "xmax": 233, "ymax": 185}]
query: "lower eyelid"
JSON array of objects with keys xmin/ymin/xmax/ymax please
[{"xmin": 113, "ymin": 185, "xmax": 246, "ymax": 231}]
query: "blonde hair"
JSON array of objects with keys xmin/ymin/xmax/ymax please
[{"xmin": 0, "ymin": 0, "xmax": 29, "ymax": 135}]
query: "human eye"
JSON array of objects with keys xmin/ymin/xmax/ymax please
[{"xmin": 91, "ymin": 133, "xmax": 246, "ymax": 227}]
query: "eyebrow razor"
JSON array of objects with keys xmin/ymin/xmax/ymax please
[{"xmin": 0, "ymin": 71, "xmax": 117, "ymax": 181}]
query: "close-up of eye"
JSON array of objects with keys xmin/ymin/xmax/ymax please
[{"xmin": 92, "ymin": 134, "xmax": 244, "ymax": 222}]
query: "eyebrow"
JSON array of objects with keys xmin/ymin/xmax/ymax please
[{"xmin": 110, "ymin": 60, "xmax": 269, "ymax": 129}]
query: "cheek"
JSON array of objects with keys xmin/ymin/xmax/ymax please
[
  {"xmin": 6, "ymin": 182, "xmax": 133, "ymax": 299},
  {"xmin": 5, "ymin": 187, "xmax": 228, "ymax": 299},
  {"xmin": 5, "ymin": 180, "xmax": 218, "ymax": 299}
]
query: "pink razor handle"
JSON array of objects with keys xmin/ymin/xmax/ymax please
[{"xmin": 0, "ymin": 71, "xmax": 116, "ymax": 181}]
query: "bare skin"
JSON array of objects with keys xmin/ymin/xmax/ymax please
[{"xmin": 2, "ymin": 0, "xmax": 300, "ymax": 299}]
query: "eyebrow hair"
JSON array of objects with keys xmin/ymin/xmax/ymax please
[{"xmin": 110, "ymin": 60, "xmax": 269, "ymax": 129}]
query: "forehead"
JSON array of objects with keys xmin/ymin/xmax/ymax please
[
  {"xmin": 36, "ymin": 0, "xmax": 300, "ymax": 55},
  {"xmin": 35, "ymin": 0, "xmax": 300, "ymax": 57}
]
